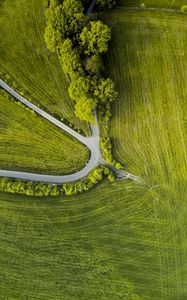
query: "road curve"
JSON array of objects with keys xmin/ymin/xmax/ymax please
[{"xmin": 0, "ymin": 79, "xmax": 102, "ymax": 184}]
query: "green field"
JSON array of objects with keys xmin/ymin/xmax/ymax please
[
  {"xmin": 104, "ymin": 10, "xmax": 187, "ymax": 186},
  {"xmin": 0, "ymin": 179, "xmax": 186, "ymax": 299},
  {"xmin": 118, "ymin": 0, "xmax": 186, "ymax": 9},
  {"xmin": 0, "ymin": 91, "xmax": 89, "ymax": 175},
  {"xmin": 0, "ymin": 2, "xmax": 187, "ymax": 300},
  {"xmin": 0, "ymin": 0, "xmax": 89, "ymax": 134}
]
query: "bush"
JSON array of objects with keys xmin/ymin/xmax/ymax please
[
  {"xmin": 140, "ymin": 3, "xmax": 146, "ymax": 9},
  {"xmin": 181, "ymin": 5, "xmax": 187, "ymax": 12},
  {"xmin": 0, "ymin": 166, "xmax": 116, "ymax": 196}
]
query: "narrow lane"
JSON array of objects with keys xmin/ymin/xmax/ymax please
[{"xmin": 0, "ymin": 79, "xmax": 102, "ymax": 183}]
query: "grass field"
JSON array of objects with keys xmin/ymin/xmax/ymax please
[
  {"xmin": 118, "ymin": 0, "xmax": 186, "ymax": 9},
  {"xmin": 0, "ymin": 179, "xmax": 186, "ymax": 299},
  {"xmin": 104, "ymin": 10, "xmax": 187, "ymax": 187},
  {"xmin": 0, "ymin": 91, "xmax": 89, "ymax": 175},
  {"xmin": 0, "ymin": 3, "xmax": 186, "ymax": 300},
  {"xmin": 0, "ymin": 0, "xmax": 90, "ymax": 135}
]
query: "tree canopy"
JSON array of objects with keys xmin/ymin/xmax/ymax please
[
  {"xmin": 85, "ymin": 54, "xmax": 104, "ymax": 76},
  {"xmin": 79, "ymin": 21, "xmax": 111, "ymax": 55},
  {"xmin": 44, "ymin": 0, "xmax": 84, "ymax": 52},
  {"xmin": 59, "ymin": 39, "xmax": 84, "ymax": 80}
]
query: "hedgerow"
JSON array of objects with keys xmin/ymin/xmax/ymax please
[
  {"xmin": 0, "ymin": 166, "xmax": 115, "ymax": 197},
  {"xmin": 44, "ymin": 0, "xmax": 116, "ymax": 124}
]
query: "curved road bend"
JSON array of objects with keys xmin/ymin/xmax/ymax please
[{"xmin": 0, "ymin": 79, "xmax": 102, "ymax": 184}]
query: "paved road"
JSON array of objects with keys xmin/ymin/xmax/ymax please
[{"xmin": 0, "ymin": 79, "xmax": 102, "ymax": 184}]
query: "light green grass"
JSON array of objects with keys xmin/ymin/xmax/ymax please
[
  {"xmin": 104, "ymin": 10, "xmax": 187, "ymax": 186},
  {"xmin": 0, "ymin": 91, "xmax": 89, "ymax": 175},
  {"xmin": 0, "ymin": 179, "xmax": 186, "ymax": 299},
  {"xmin": 0, "ymin": 0, "xmax": 90, "ymax": 135},
  {"xmin": 118, "ymin": 0, "xmax": 186, "ymax": 9}
]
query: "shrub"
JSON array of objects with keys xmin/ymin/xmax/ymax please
[
  {"xmin": 140, "ymin": 3, "xmax": 146, "ymax": 9},
  {"xmin": 181, "ymin": 5, "xmax": 187, "ymax": 12}
]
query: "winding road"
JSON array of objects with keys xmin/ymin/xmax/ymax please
[
  {"xmin": 0, "ymin": 3, "xmax": 156, "ymax": 185},
  {"xmin": 0, "ymin": 79, "xmax": 141, "ymax": 184},
  {"xmin": 0, "ymin": 79, "xmax": 102, "ymax": 183}
]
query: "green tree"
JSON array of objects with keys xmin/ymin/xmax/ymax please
[
  {"xmin": 85, "ymin": 54, "xmax": 104, "ymax": 76},
  {"xmin": 68, "ymin": 76, "xmax": 91, "ymax": 100},
  {"xmin": 44, "ymin": 0, "xmax": 84, "ymax": 52},
  {"xmin": 44, "ymin": 4, "xmax": 65, "ymax": 52},
  {"xmin": 93, "ymin": 77, "xmax": 117, "ymax": 104},
  {"xmin": 79, "ymin": 21, "xmax": 111, "ymax": 54},
  {"xmin": 59, "ymin": 39, "xmax": 84, "ymax": 79},
  {"xmin": 75, "ymin": 96, "xmax": 97, "ymax": 123},
  {"xmin": 62, "ymin": 0, "xmax": 84, "ymax": 35}
]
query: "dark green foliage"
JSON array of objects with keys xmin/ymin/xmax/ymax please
[
  {"xmin": 79, "ymin": 21, "xmax": 111, "ymax": 55},
  {"xmin": 85, "ymin": 54, "xmax": 104, "ymax": 76},
  {"xmin": 96, "ymin": 0, "xmax": 116, "ymax": 9}
]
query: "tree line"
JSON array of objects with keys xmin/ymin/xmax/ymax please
[
  {"xmin": 0, "ymin": 166, "xmax": 115, "ymax": 197},
  {"xmin": 45, "ymin": 0, "xmax": 122, "ymax": 167}
]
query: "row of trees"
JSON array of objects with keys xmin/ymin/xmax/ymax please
[
  {"xmin": 0, "ymin": 166, "xmax": 115, "ymax": 197},
  {"xmin": 44, "ymin": 0, "xmax": 122, "ymax": 168},
  {"xmin": 45, "ymin": 0, "xmax": 115, "ymax": 124}
]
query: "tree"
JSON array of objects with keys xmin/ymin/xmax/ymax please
[
  {"xmin": 59, "ymin": 39, "xmax": 84, "ymax": 79},
  {"xmin": 79, "ymin": 21, "xmax": 111, "ymax": 55},
  {"xmin": 93, "ymin": 77, "xmax": 117, "ymax": 104},
  {"xmin": 44, "ymin": 0, "xmax": 84, "ymax": 52},
  {"xmin": 68, "ymin": 76, "xmax": 91, "ymax": 99},
  {"xmin": 62, "ymin": 0, "xmax": 84, "ymax": 36},
  {"xmin": 85, "ymin": 54, "xmax": 104, "ymax": 76},
  {"xmin": 75, "ymin": 96, "xmax": 97, "ymax": 123},
  {"xmin": 44, "ymin": 4, "xmax": 65, "ymax": 52}
]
